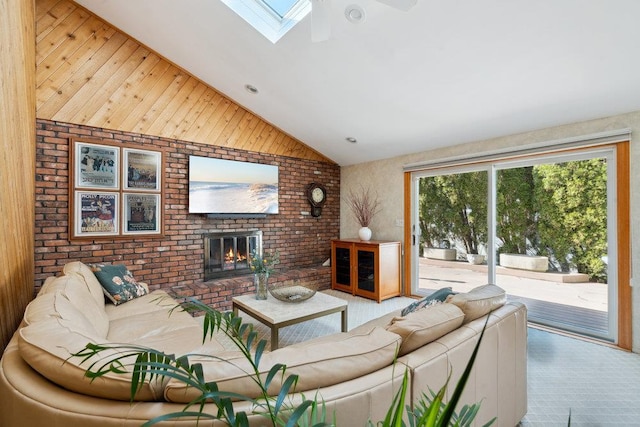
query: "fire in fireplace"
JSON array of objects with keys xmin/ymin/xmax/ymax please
[{"xmin": 204, "ymin": 230, "xmax": 262, "ymax": 281}]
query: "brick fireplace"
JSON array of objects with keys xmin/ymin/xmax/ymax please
[{"xmin": 203, "ymin": 230, "xmax": 262, "ymax": 281}]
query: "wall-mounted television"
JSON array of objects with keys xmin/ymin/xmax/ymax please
[{"xmin": 188, "ymin": 156, "xmax": 279, "ymax": 215}]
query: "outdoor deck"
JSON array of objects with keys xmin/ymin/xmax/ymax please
[
  {"xmin": 419, "ymin": 257, "xmax": 610, "ymax": 340},
  {"xmin": 509, "ymin": 295, "xmax": 608, "ymax": 337}
]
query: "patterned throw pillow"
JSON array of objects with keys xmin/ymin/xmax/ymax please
[
  {"xmin": 401, "ymin": 287, "xmax": 456, "ymax": 316},
  {"xmin": 90, "ymin": 263, "xmax": 148, "ymax": 305}
]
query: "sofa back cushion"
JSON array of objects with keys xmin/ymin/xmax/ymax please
[
  {"xmin": 29, "ymin": 274, "xmax": 109, "ymax": 338},
  {"xmin": 62, "ymin": 261, "xmax": 107, "ymax": 309},
  {"xmin": 23, "ymin": 291, "xmax": 100, "ymax": 337},
  {"xmin": 164, "ymin": 326, "xmax": 402, "ymax": 403},
  {"xmin": 385, "ymin": 303, "xmax": 465, "ymax": 356},
  {"xmin": 445, "ymin": 284, "xmax": 507, "ymax": 323}
]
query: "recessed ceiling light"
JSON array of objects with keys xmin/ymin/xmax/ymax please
[
  {"xmin": 345, "ymin": 5, "xmax": 366, "ymax": 23},
  {"xmin": 245, "ymin": 84, "xmax": 259, "ymax": 94},
  {"xmin": 346, "ymin": 137, "xmax": 358, "ymax": 143}
]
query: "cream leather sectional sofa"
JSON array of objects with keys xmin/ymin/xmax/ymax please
[{"xmin": 0, "ymin": 261, "xmax": 527, "ymax": 426}]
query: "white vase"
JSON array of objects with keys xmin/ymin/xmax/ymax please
[{"xmin": 358, "ymin": 226, "xmax": 372, "ymax": 241}]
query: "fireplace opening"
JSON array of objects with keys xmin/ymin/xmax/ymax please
[{"xmin": 204, "ymin": 231, "xmax": 262, "ymax": 281}]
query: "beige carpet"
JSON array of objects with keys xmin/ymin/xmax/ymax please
[{"xmin": 519, "ymin": 327, "xmax": 640, "ymax": 426}]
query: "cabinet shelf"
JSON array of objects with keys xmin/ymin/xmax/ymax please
[{"xmin": 330, "ymin": 239, "xmax": 401, "ymax": 303}]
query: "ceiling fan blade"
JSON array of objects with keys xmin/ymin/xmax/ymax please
[
  {"xmin": 375, "ymin": 0, "xmax": 417, "ymax": 11},
  {"xmin": 311, "ymin": 0, "xmax": 331, "ymax": 42}
]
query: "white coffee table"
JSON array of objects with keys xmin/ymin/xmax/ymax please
[{"xmin": 232, "ymin": 291, "xmax": 348, "ymax": 350}]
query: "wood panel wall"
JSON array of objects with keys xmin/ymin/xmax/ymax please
[
  {"xmin": 35, "ymin": 0, "xmax": 332, "ymax": 163},
  {"xmin": 0, "ymin": 0, "xmax": 36, "ymax": 353}
]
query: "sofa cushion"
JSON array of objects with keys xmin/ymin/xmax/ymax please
[
  {"xmin": 23, "ymin": 292, "xmax": 99, "ymax": 337},
  {"xmin": 103, "ymin": 290, "xmax": 177, "ymax": 321},
  {"xmin": 105, "ymin": 293, "xmax": 227, "ymax": 354},
  {"xmin": 62, "ymin": 261, "xmax": 107, "ymax": 309},
  {"xmin": 401, "ymin": 287, "xmax": 456, "ymax": 316},
  {"xmin": 107, "ymin": 305, "xmax": 207, "ymax": 347},
  {"xmin": 445, "ymin": 284, "xmax": 507, "ymax": 323},
  {"xmin": 26, "ymin": 275, "xmax": 109, "ymax": 338},
  {"xmin": 349, "ymin": 309, "xmax": 401, "ymax": 335},
  {"xmin": 18, "ymin": 321, "xmax": 166, "ymax": 402},
  {"xmin": 89, "ymin": 263, "xmax": 148, "ymax": 305},
  {"xmin": 38, "ymin": 276, "xmax": 58, "ymax": 294},
  {"xmin": 386, "ymin": 303, "xmax": 465, "ymax": 356},
  {"xmin": 164, "ymin": 326, "xmax": 402, "ymax": 402}
]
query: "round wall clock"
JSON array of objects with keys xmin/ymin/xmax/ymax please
[{"xmin": 306, "ymin": 183, "xmax": 326, "ymax": 217}]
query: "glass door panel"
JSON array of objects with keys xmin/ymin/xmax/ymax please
[
  {"xmin": 495, "ymin": 156, "xmax": 613, "ymax": 340},
  {"xmin": 417, "ymin": 170, "xmax": 488, "ymax": 295}
]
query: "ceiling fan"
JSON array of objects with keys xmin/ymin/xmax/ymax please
[{"xmin": 310, "ymin": 0, "xmax": 417, "ymax": 42}]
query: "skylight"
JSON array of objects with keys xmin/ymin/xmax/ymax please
[
  {"xmin": 221, "ymin": 0, "xmax": 311, "ymax": 43},
  {"xmin": 261, "ymin": 0, "xmax": 299, "ymax": 18}
]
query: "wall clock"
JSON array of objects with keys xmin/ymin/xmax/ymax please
[{"xmin": 306, "ymin": 183, "xmax": 326, "ymax": 217}]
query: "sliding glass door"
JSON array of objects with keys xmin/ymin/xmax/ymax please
[{"xmin": 411, "ymin": 147, "xmax": 618, "ymax": 342}]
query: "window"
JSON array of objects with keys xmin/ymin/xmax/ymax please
[{"xmin": 220, "ymin": 0, "xmax": 311, "ymax": 43}]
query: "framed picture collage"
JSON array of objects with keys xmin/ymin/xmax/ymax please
[{"xmin": 69, "ymin": 138, "xmax": 164, "ymax": 239}]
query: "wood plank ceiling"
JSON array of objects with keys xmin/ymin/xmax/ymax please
[{"xmin": 36, "ymin": 0, "xmax": 333, "ymax": 163}]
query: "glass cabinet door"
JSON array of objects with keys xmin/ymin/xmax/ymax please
[
  {"xmin": 334, "ymin": 247, "xmax": 351, "ymax": 286},
  {"xmin": 356, "ymin": 249, "xmax": 375, "ymax": 292}
]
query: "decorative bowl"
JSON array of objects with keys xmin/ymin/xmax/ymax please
[{"xmin": 268, "ymin": 279, "xmax": 317, "ymax": 303}]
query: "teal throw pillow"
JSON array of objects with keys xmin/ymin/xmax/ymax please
[
  {"xmin": 90, "ymin": 263, "xmax": 148, "ymax": 305},
  {"xmin": 401, "ymin": 287, "xmax": 456, "ymax": 316}
]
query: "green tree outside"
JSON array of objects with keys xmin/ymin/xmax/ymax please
[
  {"xmin": 496, "ymin": 167, "xmax": 537, "ymax": 255},
  {"xmin": 533, "ymin": 159, "xmax": 608, "ymax": 282},
  {"xmin": 419, "ymin": 158, "xmax": 608, "ymax": 282},
  {"xmin": 419, "ymin": 172, "xmax": 487, "ymax": 255}
]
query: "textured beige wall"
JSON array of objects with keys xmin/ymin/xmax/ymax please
[{"xmin": 341, "ymin": 110, "xmax": 640, "ymax": 352}]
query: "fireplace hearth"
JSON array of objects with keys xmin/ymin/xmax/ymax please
[{"xmin": 204, "ymin": 230, "xmax": 262, "ymax": 281}]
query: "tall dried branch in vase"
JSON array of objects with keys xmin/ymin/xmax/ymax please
[{"xmin": 346, "ymin": 185, "xmax": 381, "ymax": 227}]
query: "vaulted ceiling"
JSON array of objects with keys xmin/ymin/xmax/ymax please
[{"xmin": 74, "ymin": 0, "xmax": 640, "ymax": 165}]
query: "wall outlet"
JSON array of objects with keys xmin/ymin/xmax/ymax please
[{"xmin": 395, "ymin": 218, "xmax": 404, "ymax": 227}]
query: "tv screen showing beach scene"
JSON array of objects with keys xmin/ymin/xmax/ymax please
[{"xmin": 188, "ymin": 156, "xmax": 279, "ymax": 214}]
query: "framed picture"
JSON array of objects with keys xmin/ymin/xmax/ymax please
[
  {"xmin": 123, "ymin": 148, "xmax": 162, "ymax": 191},
  {"xmin": 73, "ymin": 191, "xmax": 119, "ymax": 238},
  {"xmin": 69, "ymin": 138, "xmax": 164, "ymax": 240},
  {"xmin": 73, "ymin": 141, "xmax": 119, "ymax": 189},
  {"xmin": 122, "ymin": 193, "xmax": 162, "ymax": 235}
]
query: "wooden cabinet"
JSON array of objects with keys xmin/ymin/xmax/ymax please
[{"xmin": 331, "ymin": 239, "xmax": 401, "ymax": 303}]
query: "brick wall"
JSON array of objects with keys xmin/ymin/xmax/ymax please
[{"xmin": 35, "ymin": 119, "xmax": 339, "ymax": 310}]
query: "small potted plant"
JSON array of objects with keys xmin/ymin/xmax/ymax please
[
  {"xmin": 249, "ymin": 250, "xmax": 279, "ymax": 299},
  {"xmin": 346, "ymin": 185, "xmax": 381, "ymax": 241}
]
